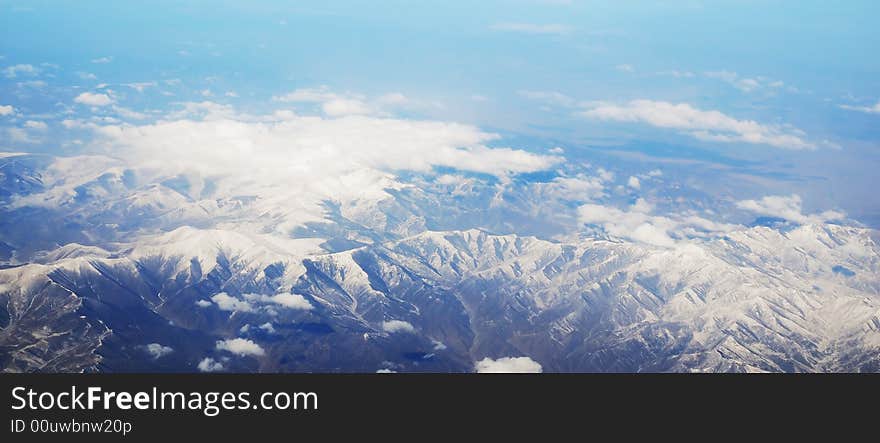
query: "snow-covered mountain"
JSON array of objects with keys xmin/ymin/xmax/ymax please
[
  {"xmin": 1, "ymin": 153, "xmax": 878, "ymax": 372},
  {"xmin": 1, "ymin": 223, "xmax": 877, "ymax": 372}
]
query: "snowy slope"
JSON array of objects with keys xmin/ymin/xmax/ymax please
[
  {"xmin": 1, "ymin": 154, "xmax": 878, "ymax": 372},
  {"xmin": 1, "ymin": 223, "xmax": 876, "ymax": 372}
]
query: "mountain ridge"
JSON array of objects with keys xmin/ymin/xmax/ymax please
[{"xmin": 2, "ymin": 222, "xmax": 877, "ymax": 372}]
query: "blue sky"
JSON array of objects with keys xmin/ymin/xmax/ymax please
[{"xmin": 2, "ymin": 0, "xmax": 879, "ymax": 225}]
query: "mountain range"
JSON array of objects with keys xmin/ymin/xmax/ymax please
[{"xmin": 1, "ymin": 152, "xmax": 878, "ymax": 372}]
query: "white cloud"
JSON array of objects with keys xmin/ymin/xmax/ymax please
[
  {"xmin": 735, "ymin": 194, "xmax": 845, "ymax": 224},
  {"xmin": 273, "ymin": 88, "xmax": 420, "ymax": 117},
  {"xmin": 657, "ymin": 70, "xmax": 695, "ymax": 78},
  {"xmin": 243, "ymin": 293, "xmax": 313, "ymax": 310},
  {"xmin": 196, "ymin": 299, "xmax": 212, "ymax": 308},
  {"xmin": 24, "ymin": 120, "xmax": 47, "ymax": 131},
  {"xmin": 216, "ymin": 338, "xmax": 266, "ymax": 356},
  {"xmin": 91, "ymin": 56, "xmax": 113, "ymax": 64},
  {"xmin": 540, "ymin": 174, "xmax": 607, "ymax": 201},
  {"xmin": 17, "ymin": 80, "xmax": 47, "ymax": 89},
  {"xmin": 376, "ymin": 92, "xmax": 409, "ymax": 106},
  {"xmin": 210, "ymin": 292, "xmax": 312, "ymax": 313},
  {"xmin": 627, "ymin": 176, "xmax": 641, "ymax": 190},
  {"xmin": 518, "ymin": 90, "xmax": 576, "ymax": 107},
  {"xmin": 112, "ymin": 106, "xmax": 149, "ymax": 120},
  {"xmin": 61, "ymin": 119, "xmax": 85, "ymax": 129},
  {"xmin": 3, "ymin": 64, "xmax": 38, "ymax": 78},
  {"xmin": 259, "ymin": 322, "xmax": 276, "ymax": 334},
  {"xmin": 595, "ymin": 168, "xmax": 614, "ymax": 182},
  {"xmin": 375, "ymin": 369, "xmax": 397, "ymax": 373},
  {"xmin": 381, "ymin": 320, "xmax": 415, "ymax": 334},
  {"xmin": 475, "ymin": 357, "xmax": 543, "ymax": 373},
  {"xmin": 145, "ymin": 343, "xmax": 173, "ymax": 359},
  {"xmin": 7, "ymin": 128, "xmax": 40, "ymax": 144},
  {"xmin": 579, "ymin": 201, "xmax": 676, "ymax": 246},
  {"xmin": 321, "ymin": 98, "xmax": 371, "ymax": 117},
  {"xmin": 89, "ymin": 102, "xmax": 559, "ymax": 180},
  {"xmin": 125, "ymin": 82, "xmax": 157, "ymax": 93},
  {"xmin": 211, "ymin": 292, "xmax": 255, "ymax": 312},
  {"xmin": 704, "ymin": 71, "xmax": 785, "ymax": 93},
  {"xmin": 197, "ymin": 357, "xmax": 225, "ymax": 372},
  {"xmin": 74, "ymin": 92, "xmax": 114, "ymax": 106},
  {"xmin": 68, "ymin": 97, "xmax": 559, "ymax": 232},
  {"xmin": 76, "ymin": 71, "xmax": 97, "ymax": 80},
  {"xmin": 435, "ymin": 174, "xmax": 469, "ymax": 186},
  {"xmin": 164, "ymin": 101, "xmax": 234, "ymax": 120},
  {"xmin": 0, "ymin": 105, "xmax": 14, "ymax": 116},
  {"xmin": 490, "ymin": 23, "xmax": 572, "ymax": 35},
  {"xmin": 578, "ymin": 198, "xmax": 736, "ymax": 247},
  {"xmin": 580, "ymin": 100, "xmax": 818, "ymax": 150},
  {"xmin": 840, "ymin": 101, "xmax": 880, "ymax": 115},
  {"xmin": 273, "ymin": 87, "xmax": 340, "ymax": 104}
]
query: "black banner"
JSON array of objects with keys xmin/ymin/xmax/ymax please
[{"xmin": 1, "ymin": 374, "xmax": 876, "ymax": 441}]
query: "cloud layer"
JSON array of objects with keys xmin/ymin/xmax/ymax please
[
  {"xmin": 840, "ymin": 101, "xmax": 880, "ymax": 115},
  {"xmin": 3, "ymin": 64, "xmax": 38, "ymax": 78},
  {"xmin": 736, "ymin": 194, "xmax": 844, "ymax": 224},
  {"xmin": 578, "ymin": 198, "xmax": 736, "ymax": 247},
  {"xmin": 90, "ymin": 104, "xmax": 559, "ymax": 179},
  {"xmin": 68, "ymin": 102, "xmax": 560, "ymax": 232},
  {"xmin": 580, "ymin": 100, "xmax": 817, "ymax": 150}
]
